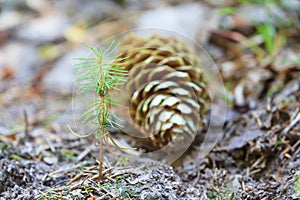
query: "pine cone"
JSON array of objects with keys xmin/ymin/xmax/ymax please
[{"xmin": 114, "ymin": 34, "xmax": 209, "ymax": 150}]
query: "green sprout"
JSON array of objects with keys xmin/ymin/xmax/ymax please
[
  {"xmin": 238, "ymin": 0, "xmax": 279, "ymax": 5},
  {"xmin": 69, "ymin": 41, "xmax": 134, "ymax": 178},
  {"xmin": 256, "ymin": 22, "xmax": 276, "ymax": 53},
  {"xmin": 295, "ymin": 176, "xmax": 300, "ymax": 197},
  {"xmin": 218, "ymin": 7, "xmax": 237, "ymax": 15}
]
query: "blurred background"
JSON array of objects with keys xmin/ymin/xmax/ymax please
[
  {"xmin": 1, "ymin": 0, "xmax": 299, "ymax": 137},
  {"xmin": 1, "ymin": 0, "xmax": 299, "ymax": 115},
  {"xmin": 1, "ymin": 0, "xmax": 299, "ymax": 93},
  {"xmin": 0, "ymin": 0, "xmax": 299, "ymax": 91}
]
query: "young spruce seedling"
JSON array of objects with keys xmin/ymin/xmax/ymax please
[{"xmin": 69, "ymin": 41, "xmax": 132, "ymax": 178}]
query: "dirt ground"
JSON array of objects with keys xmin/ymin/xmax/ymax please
[{"xmin": 0, "ymin": 0, "xmax": 299, "ymax": 199}]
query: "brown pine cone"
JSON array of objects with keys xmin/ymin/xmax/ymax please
[{"xmin": 113, "ymin": 34, "xmax": 210, "ymax": 151}]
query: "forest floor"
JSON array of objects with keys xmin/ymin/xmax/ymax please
[{"xmin": 0, "ymin": 0, "xmax": 299, "ymax": 199}]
